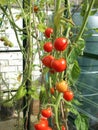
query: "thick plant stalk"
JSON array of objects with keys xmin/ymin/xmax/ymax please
[
  {"xmin": 54, "ymin": 93, "xmax": 62, "ymax": 130},
  {"xmin": 75, "ymin": 0, "xmax": 96, "ymax": 42}
]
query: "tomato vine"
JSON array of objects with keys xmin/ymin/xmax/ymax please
[{"xmin": 0, "ymin": 0, "xmax": 96, "ymax": 130}]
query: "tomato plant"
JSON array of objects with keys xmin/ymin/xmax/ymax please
[
  {"xmin": 51, "ymin": 58, "xmax": 67, "ymax": 72},
  {"xmin": 41, "ymin": 108, "xmax": 52, "ymax": 118},
  {"xmin": 55, "ymin": 80, "xmax": 68, "ymax": 93},
  {"xmin": 44, "ymin": 28, "xmax": 53, "ymax": 38},
  {"xmin": 0, "ymin": 0, "xmax": 95, "ymax": 130},
  {"xmin": 63, "ymin": 90, "xmax": 74, "ymax": 101},
  {"xmin": 54, "ymin": 37, "xmax": 68, "ymax": 51},
  {"xmin": 43, "ymin": 42, "xmax": 53, "ymax": 52}
]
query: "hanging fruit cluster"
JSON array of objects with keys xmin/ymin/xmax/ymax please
[
  {"xmin": 41, "ymin": 27, "xmax": 74, "ymax": 102},
  {"xmin": 0, "ymin": 36, "xmax": 13, "ymax": 47},
  {"xmin": 34, "ymin": 107, "xmax": 53, "ymax": 130}
]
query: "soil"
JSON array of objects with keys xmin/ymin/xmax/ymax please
[
  {"xmin": 0, "ymin": 114, "xmax": 37, "ymax": 130},
  {"xmin": 0, "ymin": 99, "xmax": 39, "ymax": 130}
]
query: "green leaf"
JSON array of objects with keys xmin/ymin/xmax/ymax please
[
  {"xmin": 72, "ymin": 99, "xmax": 82, "ymax": 106},
  {"xmin": 75, "ymin": 38, "xmax": 85, "ymax": 55},
  {"xmin": 3, "ymin": 100, "xmax": 14, "ymax": 107},
  {"xmin": 80, "ymin": 0, "xmax": 89, "ymax": 17},
  {"xmin": 68, "ymin": 38, "xmax": 85, "ymax": 64},
  {"xmin": 28, "ymin": 86, "xmax": 39, "ymax": 99},
  {"xmin": 0, "ymin": 0, "xmax": 8, "ymax": 5},
  {"xmin": 70, "ymin": 107, "xmax": 79, "ymax": 115},
  {"xmin": 15, "ymin": 86, "xmax": 27, "ymax": 100},
  {"xmin": 0, "ymin": 0, "xmax": 15, "ymax": 5},
  {"xmin": 70, "ymin": 107, "xmax": 89, "ymax": 130},
  {"xmin": 37, "ymin": 23, "xmax": 46, "ymax": 32},
  {"xmin": 54, "ymin": 7, "xmax": 66, "ymax": 27},
  {"xmin": 39, "ymin": 85, "xmax": 48, "ymax": 105},
  {"xmin": 66, "ymin": 61, "xmax": 80, "ymax": 85},
  {"xmin": 71, "ymin": 60, "xmax": 81, "ymax": 82},
  {"xmin": 75, "ymin": 114, "xmax": 89, "ymax": 130},
  {"xmin": 93, "ymin": 28, "xmax": 98, "ymax": 32},
  {"xmin": 90, "ymin": 9, "xmax": 98, "ymax": 15}
]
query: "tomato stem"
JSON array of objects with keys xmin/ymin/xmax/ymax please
[
  {"xmin": 54, "ymin": 93, "xmax": 62, "ymax": 130},
  {"xmin": 75, "ymin": 0, "xmax": 96, "ymax": 42}
]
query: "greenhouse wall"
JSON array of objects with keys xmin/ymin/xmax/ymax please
[{"xmin": 0, "ymin": 8, "xmax": 41, "ymax": 99}]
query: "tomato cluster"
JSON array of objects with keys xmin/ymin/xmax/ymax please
[
  {"xmin": 42, "ymin": 28, "xmax": 69, "ymax": 73},
  {"xmin": 34, "ymin": 108, "xmax": 52, "ymax": 130},
  {"xmin": 55, "ymin": 80, "xmax": 74, "ymax": 101},
  {"xmin": 42, "ymin": 27, "xmax": 74, "ymax": 101},
  {"xmin": 34, "ymin": 118, "xmax": 52, "ymax": 130},
  {"xmin": 44, "ymin": 29, "xmax": 68, "ymax": 52}
]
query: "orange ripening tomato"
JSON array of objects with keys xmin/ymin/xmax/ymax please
[
  {"xmin": 34, "ymin": 6, "xmax": 39, "ymax": 13},
  {"xmin": 56, "ymin": 80, "xmax": 68, "ymax": 93}
]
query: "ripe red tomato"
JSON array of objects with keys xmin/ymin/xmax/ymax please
[
  {"xmin": 51, "ymin": 58, "xmax": 67, "ymax": 72},
  {"xmin": 40, "ymin": 117, "xmax": 48, "ymax": 126},
  {"xmin": 44, "ymin": 28, "xmax": 53, "ymax": 38},
  {"xmin": 34, "ymin": 119, "xmax": 48, "ymax": 130},
  {"xmin": 54, "ymin": 37, "xmax": 68, "ymax": 51},
  {"xmin": 42, "ymin": 55, "xmax": 54, "ymax": 68},
  {"xmin": 63, "ymin": 90, "xmax": 74, "ymax": 101},
  {"xmin": 61, "ymin": 125, "xmax": 66, "ymax": 130},
  {"xmin": 46, "ymin": 127, "xmax": 53, "ymax": 130},
  {"xmin": 41, "ymin": 108, "xmax": 52, "ymax": 118},
  {"xmin": 43, "ymin": 42, "xmax": 53, "ymax": 52}
]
